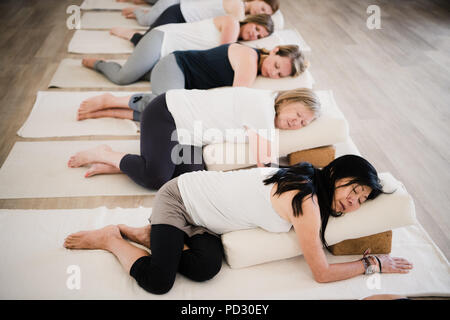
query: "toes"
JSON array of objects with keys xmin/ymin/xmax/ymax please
[{"xmin": 67, "ymin": 156, "xmax": 78, "ymax": 168}]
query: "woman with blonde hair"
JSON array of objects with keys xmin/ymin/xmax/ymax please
[
  {"xmin": 69, "ymin": 86, "xmax": 321, "ymax": 189},
  {"xmin": 80, "ymin": 43, "xmax": 308, "ymax": 121},
  {"xmin": 82, "ymin": 14, "xmax": 274, "ymax": 88},
  {"xmin": 118, "ymin": 0, "xmax": 280, "ymax": 46}
]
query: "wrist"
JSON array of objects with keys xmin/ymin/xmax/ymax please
[{"xmin": 361, "ymin": 256, "xmax": 379, "ymax": 275}]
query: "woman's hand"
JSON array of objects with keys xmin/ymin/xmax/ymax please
[
  {"xmin": 244, "ymin": 125, "xmax": 274, "ymax": 167},
  {"xmin": 376, "ymin": 255, "xmax": 413, "ymax": 274}
]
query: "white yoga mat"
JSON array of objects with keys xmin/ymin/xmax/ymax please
[
  {"xmin": 0, "ymin": 206, "xmax": 448, "ymax": 299},
  {"xmin": 48, "ymin": 59, "xmax": 149, "ymax": 88},
  {"xmin": 68, "ymin": 30, "xmax": 141, "ymax": 54},
  {"xmin": 0, "ymin": 140, "xmax": 157, "ymax": 199},
  {"xmin": 18, "ymin": 91, "xmax": 139, "ymax": 138},
  {"xmin": 81, "ymin": 0, "xmax": 151, "ymax": 10},
  {"xmin": 242, "ymin": 29, "xmax": 312, "ymax": 52},
  {"xmin": 80, "ymin": 11, "xmax": 148, "ymax": 29}
]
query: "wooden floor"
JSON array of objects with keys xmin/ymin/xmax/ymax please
[{"xmin": 0, "ymin": 0, "xmax": 449, "ymax": 261}]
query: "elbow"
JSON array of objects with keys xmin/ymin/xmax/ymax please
[
  {"xmin": 313, "ymin": 269, "xmax": 330, "ymax": 283},
  {"xmin": 313, "ymin": 274, "xmax": 326, "ymax": 283}
]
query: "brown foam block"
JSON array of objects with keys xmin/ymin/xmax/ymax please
[
  {"xmin": 329, "ymin": 231, "xmax": 392, "ymax": 255},
  {"xmin": 288, "ymin": 145, "xmax": 336, "ymax": 168}
]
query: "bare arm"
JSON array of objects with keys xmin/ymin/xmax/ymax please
[
  {"xmin": 222, "ymin": 0, "xmax": 245, "ymax": 20},
  {"xmin": 214, "ymin": 15, "xmax": 240, "ymax": 44},
  {"xmin": 289, "ymin": 196, "xmax": 363, "ymax": 282},
  {"xmin": 228, "ymin": 44, "xmax": 258, "ymax": 87},
  {"xmin": 288, "ymin": 195, "xmax": 412, "ymax": 283}
]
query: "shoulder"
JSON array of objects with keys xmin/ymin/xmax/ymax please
[
  {"xmin": 222, "ymin": 0, "xmax": 245, "ymax": 20},
  {"xmin": 290, "ymin": 193, "xmax": 321, "ymax": 227},
  {"xmin": 215, "ymin": 14, "xmax": 238, "ymax": 25},
  {"xmin": 229, "ymin": 44, "xmax": 258, "ymax": 59}
]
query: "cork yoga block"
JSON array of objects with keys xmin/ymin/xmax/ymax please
[
  {"xmin": 288, "ymin": 145, "xmax": 336, "ymax": 168},
  {"xmin": 329, "ymin": 230, "xmax": 393, "ymax": 255}
]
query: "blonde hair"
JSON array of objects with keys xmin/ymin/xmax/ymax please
[
  {"xmin": 258, "ymin": 45, "xmax": 309, "ymax": 76},
  {"xmin": 274, "ymin": 88, "xmax": 321, "ymax": 118},
  {"xmin": 239, "ymin": 14, "xmax": 275, "ymax": 35}
]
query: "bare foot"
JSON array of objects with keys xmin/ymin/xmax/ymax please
[
  {"xmin": 68, "ymin": 144, "xmax": 113, "ymax": 168},
  {"xmin": 64, "ymin": 225, "xmax": 122, "ymax": 250},
  {"xmin": 85, "ymin": 163, "xmax": 122, "ymax": 177},
  {"xmin": 82, "ymin": 58, "xmax": 99, "ymax": 69},
  {"xmin": 79, "ymin": 93, "xmax": 116, "ymax": 115},
  {"xmin": 121, "ymin": 7, "xmax": 136, "ymax": 17},
  {"xmin": 118, "ymin": 224, "xmax": 151, "ymax": 248},
  {"xmin": 110, "ymin": 27, "xmax": 136, "ymax": 40},
  {"xmin": 78, "ymin": 108, "xmax": 134, "ymax": 121}
]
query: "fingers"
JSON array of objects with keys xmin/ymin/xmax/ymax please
[
  {"xmin": 392, "ymin": 257, "xmax": 413, "ymax": 273},
  {"xmin": 376, "ymin": 255, "xmax": 413, "ymax": 274},
  {"xmin": 393, "ymin": 257, "xmax": 413, "ymax": 267}
]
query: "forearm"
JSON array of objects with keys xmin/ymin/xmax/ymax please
[{"xmin": 317, "ymin": 260, "xmax": 365, "ymax": 283}]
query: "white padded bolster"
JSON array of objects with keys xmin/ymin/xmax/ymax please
[
  {"xmin": 221, "ymin": 172, "xmax": 417, "ymax": 269},
  {"xmin": 242, "ymin": 29, "xmax": 311, "ymax": 52},
  {"xmin": 203, "ymin": 90, "xmax": 349, "ymax": 171},
  {"xmin": 271, "ymin": 10, "xmax": 284, "ymax": 30}
]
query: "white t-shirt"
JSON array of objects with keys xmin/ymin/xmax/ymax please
[
  {"xmin": 180, "ymin": 0, "xmax": 226, "ymax": 22},
  {"xmin": 156, "ymin": 18, "xmax": 221, "ymax": 57},
  {"xmin": 178, "ymin": 167, "xmax": 293, "ymax": 234},
  {"xmin": 166, "ymin": 87, "xmax": 278, "ymax": 147}
]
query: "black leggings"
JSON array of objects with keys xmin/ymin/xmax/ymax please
[
  {"xmin": 130, "ymin": 224, "xmax": 224, "ymax": 294},
  {"xmin": 131, "ymin": 4, "xmax": 186, "ymax": 46},
  {"xmin": 119, "ymin": 93, "xmax": 205, "ymax": 190}
]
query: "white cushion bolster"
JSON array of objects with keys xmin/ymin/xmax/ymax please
[
  {"xmin": 222, "ymin": 172, "xmax": 417, "ymax": 269},
  {"xmin": 204, "ymin": 90, "xmax": 349, "ymax": 171}
]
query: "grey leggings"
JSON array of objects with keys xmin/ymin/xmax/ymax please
[
  {"xmin": 135, "ymin": 0, "xmax": 180, "ymax": 26},
  {"xmin": 93, "ymin": 29, "xmax": 165, "ymax": 85},
  {"xmin": 128, "ymin": 53, "xmax": 185, "ymax": 121}
]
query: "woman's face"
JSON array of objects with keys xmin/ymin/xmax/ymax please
[
  {"xmin": 240, "ymin": 23, "xmax": 270, "ymax": 41},
  {"xmin": 261, "ymin": 48, "xmax": 292, "ymax": 78},
  {"xmin": 331, "ymin": 178, "xmax": 372, "ymax": 214},
  {"xmin": 247, "ymin": 0, "xmax": 274, "ymax": 15},
  {"xmin": 275, "ymin": 101, "xmax": 315, "ymax": 130}
]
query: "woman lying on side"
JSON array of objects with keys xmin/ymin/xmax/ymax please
[
  {"xmin": 80, "ymin": 43, "xmax": 307, "ymax": 121},
  {"xmin": 68, "ymin": 87, "xmax": 321, "ymax": 189},
  {"xmin": 118, "ymin": 0, "xmax": 279, "ymax": 46},
  {"xmin": 81, "ymin": 14, "xmax": 274, "ymax": 87},
  {"xmin": 64, "ymin": 154, "xmax": 413, "ymax": 294}
]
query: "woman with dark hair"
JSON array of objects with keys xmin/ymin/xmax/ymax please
[
  {"xmin": 64, "ymin": 155, "xmax": 413, "ymax": 294},
  {"xmin": 79, "ymin": 43, "xmax": 307, "ymax": 121},
  {"xmin": 81, "ymin": 14, "xmax": 274, "ymax": 88}
]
